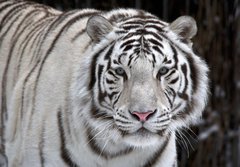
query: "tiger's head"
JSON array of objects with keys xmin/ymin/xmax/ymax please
[{"xmin": 73, "ymin": 10, "xmax": 209, "ymax": 148}]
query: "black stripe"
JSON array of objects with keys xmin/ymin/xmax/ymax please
[
  {"xmin": 39, "ymin": 122, "xmax": 45, "ymax": 167},
  {"xmin": 86, "ymin": 123, "xmax": 133, "ymax": 159},
  {"xmin": 186, "ymin": 56, "xmax": 198, "ymax": 93},
  {"xmin": 108, "ymin": 13, "xmax": 128, "ymax": 23},
  {"xmin": 135, "ymin": 28, "xmax": 147, "ymax": 35},
  {"xmin": 118, "ymin": 53, "xmax": 127, "ymax": 64},
  {"xmin": 124, "ymin": 15, "xmax": 156, "ymax": 21},
  {"xmin": 115, "ymin": 119, "xmax": 133, "ymax": 125},
  {"xmin": 64, "ymin": 11, "xmax": 100, "ymax": 30},
  {"xmin": 143, "ymin": 137, "xmax": 170, "ymax": 167},
  {"xmin": 165, "ymin": 60, "xmax": 172, "ymax": 64},
  {"xmin": 165, "ymin": 70, "xmax": 176, "ymax": 80},
  {"xmin": 0, "ymin": 1, "xmax": 15, "ymax": 14},
  {"xmin": 115, "ymin": 30, "xmax": 127, "ymax": 34},
  {"xmin": 151, "ymin": 53, "xmax": 156, "ymax": 63},
  {"xmin": 117, "ymin": 112, "xmax": 129, "ymax": 120},
  {"xmin": 113, "ymin": 60, "xmax": 120, "ymax": 65},
  {"xmin": 104, "ymin": 43, "xmax": 114, "ymax": 60},
  {"xmin": 154, "ymin": 118, "xmax": 170, "ymax": 124},
  {"xmin": 164, "ymin": 92, "xmax": 173, "ymax": 108},
  {"xmin": 97, "ymin": 65, "xmax": 107, "ymax": 104},
  {"xmin": 106, "ymin": 79, "xmax": 114, "ymax": 84},
  {"xmin": 145, "ymin": 20, "xmax": 166, "ymax": 26},
  {"xmin": 120, "ymin": 39, "xmax": 136, "ymax": 49},
  {"xmin": 71, "ymin": 28, "xmax": 85, "ymax": 42},
  {"xmin": 169, "ymin": 76, "xmax": 179, "ymax": 85},
  {"xmin": 181, "ymin": 64, "xmax": 188, "ymax": 94},
  {"xmin": 177, "ymin": 92, "xmax": 189, "ymax": 101},
  {"xmin": 176, "ymin": 100, "xmax": 195, "ymax": 120},
  {"xmin": 86, "ymin": 125, "xmax": 108, "ymax": 159},
  {"xmin": 122, "ymin": 25, "xmax": 141, "ymax": 30},
  {"xmin": 162, "ymin": 56, "xmax": 167, "ymax": 63},
  {"xmin": 145, "ymin": 31, "xmax": 163, "ymax": 41},
  {"xmin": 122, "ymin": 20, "xmax": 145, "ymax": 25},
  {"xmin": 152, "ymin": 46, "xmax": 163, "ymax": 56},
  {"xmin": 171, "ymin": 103, "xmax": 182, "ymax": 116},
  {"xmin": 107, "ymin": 70, "xmax": 118, "ymax": 79},
  {"xmin": 122, "ymin": 32, "xmax": 135, "ymax": 40},
  {"xmin": 89, "ymin": 45, "xmax": 109, "ymax": 90},
  {"xmin": 171, "ymin": 45, "xmax": 178, "ymax": 69},
  {"xmin": 148, "ymin": 38, "xmax": 163, "ymax": 48},
  {"xmin": 24, "ymin": 60, "xmax": 41, "ymax": 131},
  {"xmin": 145, "ymin": 24, "xmax": 164, "ymax": 32},
  {"xmin": 127, "ymin": 52, "xmax": 137, "ymax": 66},
  {"xmin": 57, "ymin": 111, "xmax": 79, "ymax": 167},
  {"xmin": 168, "ymin": 87, "xmax": 176, "ymax": 97},
  {"xmin": 108, "ymin": 91, "xmax": 119, "ymax": 100},
  {"xmin": 123, "ymin": 44, "xmax": 134, "ymax": 52},
  {"xmin": 112, "ymin": 93, "xmax": 121, "ymax": 108},
  {"xmin": 108, "ymin": 87, "xmax": 116, "ymax": 90},
  {"xmin": 90, "ymin": 108, "xmax": 112, "ymax": 121}
]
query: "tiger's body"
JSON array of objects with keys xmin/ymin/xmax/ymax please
[{"xmin": 0, "ymin": 0, "xmax": 209, "ymax": 167}]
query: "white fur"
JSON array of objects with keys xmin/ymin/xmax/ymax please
[{"xmin": 0, "ymin": 1, "xmax": 209, "ymax": 167}]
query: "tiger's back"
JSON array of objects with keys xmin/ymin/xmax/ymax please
[{"xmin": 0, "ymin": 1, "xmax": 209, "ymax": 167}]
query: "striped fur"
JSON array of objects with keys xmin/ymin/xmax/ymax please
[{"xmin": 0, "ymin": 0, "xmax": 209, "ymax": 166}]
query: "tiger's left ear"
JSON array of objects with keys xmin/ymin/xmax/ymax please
[
  {"xmin": 169, "ymin": 16, "xmax": 197, "ymax": 40},
  {"xmin": 87, "ymin": 15, "xmax": 113, "ymax": 42}
]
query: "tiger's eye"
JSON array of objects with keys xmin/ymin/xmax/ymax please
[
  {"xmin": 115, "ymin": 67, "xmax": 125, "ymax": 76},
  {"xmin": 158, "ymin": 67, "xmax": 169, "ymax": 75}
]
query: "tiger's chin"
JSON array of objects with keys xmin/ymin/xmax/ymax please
[{"xmin": 122, "ymin": 128, "xmax": 164, "ymax": 148}]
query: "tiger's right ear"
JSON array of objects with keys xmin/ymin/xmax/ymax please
[
  {"xmin": 169, "ymin": 16, "xmax": 197, "ymax": 40},
  {"xmin": 86, "ymin": 15, "xmax": 113, "ymax": 42}
]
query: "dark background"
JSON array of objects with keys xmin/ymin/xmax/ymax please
[{"xmin": 31, "ymin": 0, "xmax": 240, "ymax": 167}]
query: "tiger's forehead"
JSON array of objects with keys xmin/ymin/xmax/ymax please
[
  {"xmin": 113, "ymin": 28, "xmax": 177, "ymax": 67},
  {"xmin": 112, "ymin": 17, "xmax": 176, "ymax": 64},
  {"xmin": 118, "ymin": 16, "xmax": 168, "ymax": 30}
]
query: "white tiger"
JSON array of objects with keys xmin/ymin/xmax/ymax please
[{"xmin": 0, "ymin": 0, "xmax": 209, "ymax": 166}]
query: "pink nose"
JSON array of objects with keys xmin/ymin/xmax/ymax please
[{"xmin": 132, "ymin": 111, "xmax": 155, "ymax": 121}]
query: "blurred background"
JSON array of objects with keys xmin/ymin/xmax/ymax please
[{"xmin": 32, "ymin": 0, "xmax": 239, "ymax": 166}]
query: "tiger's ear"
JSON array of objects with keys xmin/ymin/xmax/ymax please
[
  {"xmin": 86, "ymin": 15, "xmax": 113, "ymax": 42},
  {"xmin": 169, "ymin": 16, "xmax": 197, "ymax": 40}
]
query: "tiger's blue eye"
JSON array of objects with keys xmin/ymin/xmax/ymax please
[
  {"xmin": 158, "ymin": 67, "xmax": 169, "ymax": 75},
  {"xmin": 115, "ymin": 67, "xmax": 125, "ymax": 76}
]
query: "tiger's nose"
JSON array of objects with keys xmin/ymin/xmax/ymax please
[{"xmin": 131, "ymin": 110, "xmax": 156, "ymax": 122}]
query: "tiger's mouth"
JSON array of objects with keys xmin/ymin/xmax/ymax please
[
  {"xmin": 122, "ymin": 126, "xmax": 167, "ymax": 138},
  {"xmin": 133, "ymin": 127, "xmax": 152, "ymax": 136},
  {"xmin": 120, "ymin": 126, "xmax": 167, "ymax": 147},
  {"xmin": 134, "ymin": 127, "xmax": 161, "ymax": 137}
]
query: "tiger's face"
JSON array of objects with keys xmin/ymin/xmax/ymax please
[
  {"xmin": 82, "ymin": 14, "xmax": 208, "ymax": 147},
  {"xmin": 93, "ymin": 38, "xmax": 190, "ymax": 146}
]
